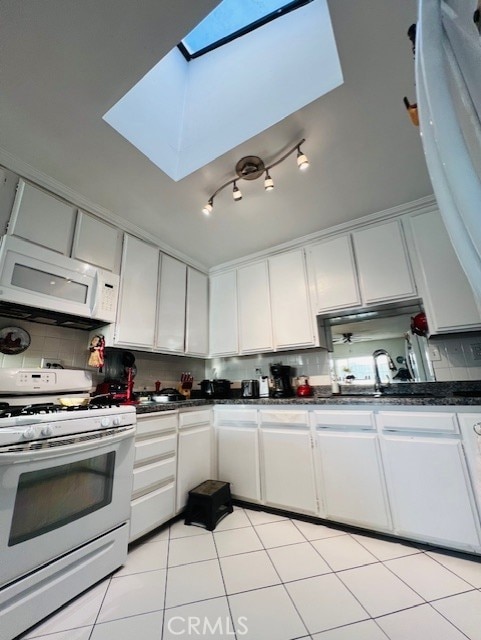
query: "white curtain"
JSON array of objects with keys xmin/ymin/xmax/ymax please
[{"xmin": 416, "ymin": 0, "xmax": 481, "ymax": 312}]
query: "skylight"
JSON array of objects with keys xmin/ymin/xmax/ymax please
[
  {"xmin": 103, "ymin": 0, "xmax": 343, "ymax": 181},
  {"xmin": 180, "ymin": 0, "xmax": 313, "ymax": 59}
]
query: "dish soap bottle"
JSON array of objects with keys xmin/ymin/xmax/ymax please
[{"xmin": 331, "ymin": 374, "xmax": 340, "ymax": 395}]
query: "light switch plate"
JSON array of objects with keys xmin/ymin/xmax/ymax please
[{"xmin": 429, "ymin": 346, "xmax": 441, "ymax": 361}]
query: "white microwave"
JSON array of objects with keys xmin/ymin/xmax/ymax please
[{"xmin": 0, "ymin": 236, "xmax": 119, "ymax": 322}]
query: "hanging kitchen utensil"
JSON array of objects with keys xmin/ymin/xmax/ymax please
[{"xmin": 0, "ymin": 326, "xmax": 31, "ymax": 355}]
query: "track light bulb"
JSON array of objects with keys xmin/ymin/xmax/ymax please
[
  {"xmin": 297, "ymin": 148, "xmax": 309, "ymax": 170},
  {"xmin": 233, "ymin": 182, "xmax": 242, "ymax": 201},
  {"xmin": 202, "ymin": 200, "xmax": 213, "ymax": 215},
  {"xmin": 264, "ymin": 171, "xmax": 274, "ymax": 191}
]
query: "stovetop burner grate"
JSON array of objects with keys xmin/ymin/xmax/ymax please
[{"xmin": 0, "ymin": 401, "xmax": 120, "ymax": 419}]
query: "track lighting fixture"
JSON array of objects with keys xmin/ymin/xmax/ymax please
[
  {"xmin": 296, "ymin": 144, "xmax": 310, "ymax": 170},
  {"xmin": 202, "ymin": 199, "xmax": 213, "ymax": 215},
  {"xmin": 232, "ymin": 182, "xmax": 242, "ymax": 201},
  {"xmin": 201, "ymin": 138, "xmax": 308, "ymax": 214},
  {"xmin": 264, "ymin": 171, "xmax": 274, "ymax": 191}
]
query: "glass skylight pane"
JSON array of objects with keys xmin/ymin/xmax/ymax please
[{"xmin": 182, "ymin": 0, "xmax": 300, "ymax": 56}]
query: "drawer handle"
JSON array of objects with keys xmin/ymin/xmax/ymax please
[{"xmin": 473, "ymin": 422, "xmax": 481, "ymax": 435}]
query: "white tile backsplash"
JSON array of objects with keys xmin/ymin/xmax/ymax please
[
  {"xmin": 430, "ymin": 332, "xmax": 481, "ymax": 382},
  {"xmin": 4, "ymin": 314, "xmax": 480, "ymax": 389},
  {"xmin": 0, "ymin": 316, "xmax": 207, "ymax": 393},
  {"xmin": 211, "ymin": 348, "xmax": 331, "ymax": 383}
]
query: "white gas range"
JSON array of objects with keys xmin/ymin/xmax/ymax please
[{"xmin": 0, "ymin": 368, "xmax": 136, "ymax": 640}]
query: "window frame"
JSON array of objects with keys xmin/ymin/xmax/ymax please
[{"xmin": 178, "ymin": 0, "xmax": 313, "ymax": 60}]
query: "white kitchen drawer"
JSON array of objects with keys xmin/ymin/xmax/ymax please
[
  {"xmin": 377, "ymin": 411, "xmax": 459, "ymax": 434},
  {"xmin": 136, "ymin": 413, "xmax": 178, "ymax": 438},
  {"xmin": 130, "ymin": 483, "xmax": 175, "ymax": 542},
  {"xmin": 132, "ymin": 458, "xmax": 176, "ymax": 499},
  {"xmin": 179, "ymin": 409, "xmax": 211, "ymax": 429},
  {"xmin": 215, "ymin": 408, "xmax": 258, "ymax": 424},
  {"xmin": 312, "ymin": 410, "xmax": 374, "ymax": 430},
  {"xmin": 260, "ymin": 410, "xmax": 309, "ymax": 426},
  {"xmin": 135, "ymin": 433, "xmax": 177, "ymax": 464}
]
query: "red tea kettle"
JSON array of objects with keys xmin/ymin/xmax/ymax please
[{"xmin": 296, "ymin": 376, "xmax": 313, "ymax": 397}]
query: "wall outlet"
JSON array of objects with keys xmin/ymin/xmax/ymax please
[
  {"xmin": 429, "ymin": 346, "xmax": 441, "ymax": 362},
  {"xmin": 41, "ymin": 358, "xmax": 63, "ymax": 369}
]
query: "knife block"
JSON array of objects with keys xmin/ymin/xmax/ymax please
[{"xmin": 178, "ymin": 386, "xmax": 191, "ymax": 399}]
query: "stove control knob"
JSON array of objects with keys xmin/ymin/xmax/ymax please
[
  {"xmin": 101, "ymin": 417, "xmax": 111, "ymax": 428},
  {"xmin": 41, "ymin": 425, "xmax": 54, "ymax": 437},
  {"xmin": 23, "ymin": 427, "xmax": 38, "ymax": 440},
  {"xmin": 113, "ymin": 417, "xmax": 121, "ymax": 426}
]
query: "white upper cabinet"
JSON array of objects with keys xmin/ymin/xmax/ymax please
[
  {"xmin": 307, "ymin": 235, "xmax": 361, "ymax": 312},
  {"xmin": 9, "ymin": 181, "xmax": 122, "ymax": 273},
  {"xmin": 353, "ymin": 220, "xmax": 417, "ymax": 304},
  {"xmin": 9, "ymin": 180, "xmax": 76, "ymax": 255},
  {"xmin": 408, "ymin": 210, "xmax": 481, "ymax": 333},
  {"xmin": 268, "ymin": 250, "xmax": 316, "ymax": 350},
  {"xmin": 72, "ymin": 211, "xmax": 122, "ymax": 273},
  {"xmin": 155, "ymin": 254, "xmax": 187, "ymax": 353},
  {"xmin": 237, "ymin": 261, "xmax": 273, "ymax": 354},
  {"xmin": 209, "ymin": 270, "xmax": 238, "ymax": 356},
  {"xmin": 115, "ymin": 234, "xmax": 159, "ymax": 348},
  {"xmin": 185, "ymin": 267, "xmax": 209, "ymax": 357}
]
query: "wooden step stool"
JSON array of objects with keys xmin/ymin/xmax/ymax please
[{"xmin": 184, "ymin": 480, "xmax": 233, "ymax": 531}]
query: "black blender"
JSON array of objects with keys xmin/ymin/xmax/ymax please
[{"xmin": 270, "ymin": 363, "xmax": 294, "ymax": 398}]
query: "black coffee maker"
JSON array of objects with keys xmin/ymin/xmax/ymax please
[{"xmin": 270, "ymin": 363, "xmax": 294, "ymax": 398}]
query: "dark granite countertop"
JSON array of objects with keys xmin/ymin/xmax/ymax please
[{"xmin": 135, "ymin": 385, "xmax": 481, "ymax": 413}]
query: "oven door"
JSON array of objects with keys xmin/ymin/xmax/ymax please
[{"xmin": 0, "ymin": 426, "xmax": 135, "ymax": 588}]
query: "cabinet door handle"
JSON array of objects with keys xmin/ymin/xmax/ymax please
[{"xmin": 473, "ymin": 422, "xmax": 481, "ymax": 435}]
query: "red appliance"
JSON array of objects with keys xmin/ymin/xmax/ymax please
[
  {"xmin": 411, "ymin": 311, "xmax": 429, "ymax": 337},
  {"xmin": 296, "ymin": 377, "xmax": 313, "ymax": 397}
]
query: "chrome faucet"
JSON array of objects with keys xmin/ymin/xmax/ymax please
[{"xmin": 372, "ymin": 349, "xmax": 397, "ymax": 394}]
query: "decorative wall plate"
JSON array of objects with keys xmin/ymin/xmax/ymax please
[{"xmin": 0, "ymin": 326, "xmax": 31, "ymax": 355}]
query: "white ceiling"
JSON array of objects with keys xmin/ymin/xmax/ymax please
[{"xmin": 0, "ymin": 0, "xmax": 432, "ymax": 269}]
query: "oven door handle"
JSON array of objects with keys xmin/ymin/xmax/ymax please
[{"xmin": 0, "ymin": 425, "xmax": 136, "ymax": 462}]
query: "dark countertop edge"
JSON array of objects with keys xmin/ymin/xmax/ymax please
[{"xmin": 135, "ymin": 396, "xmax": 481, "ymax": 413}]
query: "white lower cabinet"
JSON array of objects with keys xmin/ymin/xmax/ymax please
[
  {"xmin": 215, "ymin": 408, "xmax": 261, "ymax": 502},
  {"xmin": 208, "ymin": 404, "xmax": 481, "ymax": 554},
  {"xmin": 259, "ymin": 410, "xmax": 318, "ymax": 514},
  {"xmin": 379, "ymin": 410, "xmax": 481, "ymax": 552},
  {"xmin": 130, "ymin": 412, "xmax": 177, "ymax": 542},
  {"xmin": 312, "ymin": 410, "xmax": 391, "ymax": 530},
  {"xmin": 176, "ymin": 409, "xmax": 213, "ymax": 512},
  {"xmin": 316, "ymin": 431, "xmax": 391, "ymax": 530}
]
